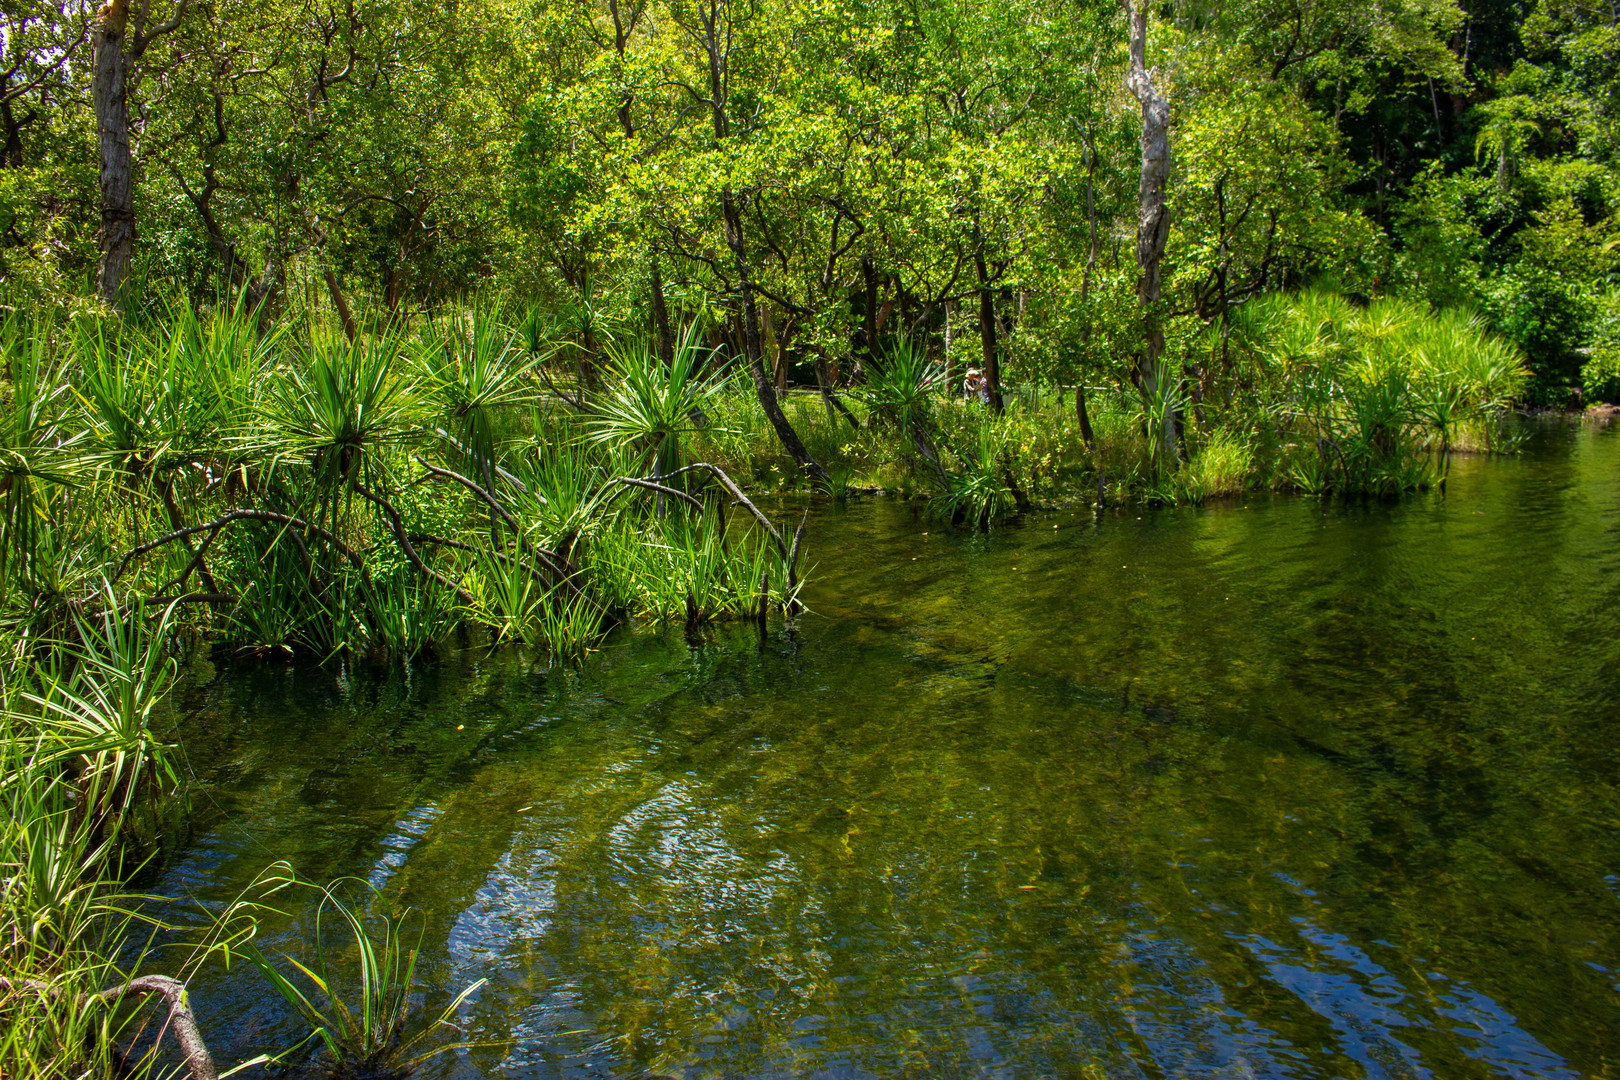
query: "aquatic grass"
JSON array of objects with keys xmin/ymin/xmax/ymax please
[
  {"xmin": 467, "ymin": 544, "xmax": 548, "ymax": 644},
  {"xmin": 366, "ymin": 568, "xmax": 458, "ymax": 658},
  {"xmin": 1174, "ymin": 428, "xmax": 1254, "ymax": 502},
  {"xmin": 222, "ymin": 530, "xmax": 334, "ymax": 656},
  {"xmin": 590, "ymin": 506, "xmax": 784, "ymax": 623},
  {"xmin": 243, "ymin": 877, "xmax": 488, "ymax": 1079},
  {"xmin": 540, "ymin": 586, "xmax": 608, "ymax": 659},
  {"xmin": 937, "ymin": 421, "xmax": 1019, "ymax": 527}
]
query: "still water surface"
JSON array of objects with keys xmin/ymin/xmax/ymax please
[{"xmin": 156, "ymin": 420, "xmax": 1620, "ymax": 1078}]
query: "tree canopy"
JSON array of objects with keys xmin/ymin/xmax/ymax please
[{"xmin": 1, "ymin": 0, "xmax": 1615, "ymax": 402}]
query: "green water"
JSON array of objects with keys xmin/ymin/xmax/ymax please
[{"xmin": 155, "ymin": 420, "xmax": 1620, "ymax": 1079}]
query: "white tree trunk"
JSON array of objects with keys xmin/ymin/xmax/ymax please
[{"xmin": 1127, "ymin": 0, "xmax": 1177, "ymax": 465}]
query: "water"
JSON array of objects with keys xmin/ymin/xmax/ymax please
[{"xmin": 152, "ymin": 420, "xmax": 1620, "ymax": 1078}]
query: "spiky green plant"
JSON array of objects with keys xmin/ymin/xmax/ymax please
[
  {"xmin": 0, "ymin": 318, "xmax": 91, "ymax": 601},
  {"xmin": 1174, "ymin": 428, "xmax": 1253, "ymax": 503},
  {"xmin": 260, "ymin": 328, "xmax": 418, "ymax": 500},
  {"xmin": 590, "ymin": 326, "xmax": 722, "ymax": 482},
  {"xmin": 939, "ymin": 422, "xmax": 1018, "ymax": 527},
  {"xmin": 23, "ymin": 592, "xmax": 181, "ymax": 839},
  {"xmin": 859, "ymin": 338, "xmax": 944, "ymax": 432},
  {"xmin": 243, "ymin": 878, "xmax": 488, "ymax": 1080},
  {"xmin": 413, "ymin": 306, "xmax": 535, "ymax": 483}
]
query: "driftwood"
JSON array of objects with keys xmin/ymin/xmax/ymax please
[{"xmin": 0, "ymin": 974, "xmax": 219, "ymax": 1080}]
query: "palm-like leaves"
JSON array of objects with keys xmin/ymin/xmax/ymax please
[
  {"xmin": 590, "ymin": 324, "xmax": 722, "ymax": 480},
  {"xmin": 413, "ymin": 306, "xmax": 535, "ymax": 479},
  {"xmin": 0, "ymin": 319, "xmax": 90, "ymax": 595},
  {"xmin": 21, "ymin": 592, "xmax": 180, "ymax": 834},
  {"xmin": 244, "ymin": 878, "xmax": 488, "ymax": 1078},
  {"xmin": 859, "ymin": 337, "xmax": 945, "ymax": 431},
  {"xmin": 260, "ymin": 328, "xmax": 417, "ymax": 493}
]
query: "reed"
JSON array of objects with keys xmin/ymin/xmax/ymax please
[{"xmin": 240, "ymin": 876, "xmax": 488, "ymax": 1079}]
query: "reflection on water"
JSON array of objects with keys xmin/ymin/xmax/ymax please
[{"xmin": 153, "ymin": 420, "xmax": 1620, "ymax": 1078}]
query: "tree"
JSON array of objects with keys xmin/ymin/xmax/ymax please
[
  {"xmin": 92, "ymin": 0, "xmax": 193, "ymax": 307},
  {"xmin": 1127, "ymin": 0, "xmax": 1175, "ymax": 464}
]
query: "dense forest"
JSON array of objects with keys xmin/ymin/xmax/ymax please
[
  {"xmin": 1, "ymin": 0, "xmax": 1618, "ymax": 1076},
  {"xmin": 0, "ymin": 0, "xmax": 1615, "ymax": 404}
]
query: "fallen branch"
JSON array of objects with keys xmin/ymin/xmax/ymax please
[
  {"xmin": 655, "ymin": 463, "xmax": 788, "ymax": 558},
  {"xmin": 418, "ymin": 460, "xmax": 521, "ymax": 534},
  {"xmin": 126, "ymin": 593, "xmax": 237, "ymax": 615},
  {"xmin": 613, "ymin": 476, "xmax": 705, "ymax": 514},
  {"xmin": 415, "ymin": 460, "xmax": 595, "ymax": 605},
  {"xmin": 538, "ymin": 368, "xmax": 593, "ymax": 413},
  {"xmin": 110, "ymin": 509, "xmax": 366, "ymax": 586},
  {"xmin": 431, "ymin": 428, "xmax": 533, "ymax": 496},
  {"xmin": 0, "ymin": 974, "xmax": 218, "ymax": 1080},
  {"xmin": 352, "ymin": 482, "xmax": 476, "ymax": 608}
]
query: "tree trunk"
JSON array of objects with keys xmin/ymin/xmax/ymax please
[
  {"xmin": 0, "ymin": 95, "xmax": 32, "ymax": 169},
  {"xmin": 858, "ymin": 256, "xmax": 878, "ymax": 381},
  {"xmin": 323, "ymin": 268, "xmax": 357, "ymax": 342},
  {"xmin": 1127, "ymin": 0, "xmax": 1177, "ymax": 465},
  {"xmin": 93, "ymin": 0, "xmax": 134, "ymax": 308},
  {"xmin": 651, "ymin": 256, "xmax": 674, "ymax": 365},
  {"xmin": 1075, "ymin": 384, "xmax": 1096, "ymax": 453},
  {"xmin": 697, "ymin": 0, "xmax": 826, "ymax": 488},
  {"xmin": 722, "ymin": 189, "xmax": 829, "ymax": 488},
  {"xmin": 974, "ymin": 247, "xmax": 1003, "ymax": 413},
  {"xmin": 763, "ymin": 304, "xmax": 786, "ymax": 391},
  {"xmin": 815, "ymin": 350, "xmax": 859, "ymax": 429},
  {"xmin": 1075, "ymin": 123, "xmax": 1099, "ymax": 456}
]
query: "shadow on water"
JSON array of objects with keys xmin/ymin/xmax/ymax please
[{"xmin": 149, "ymin": 419, "xmax": 1620, "ymax": 1078}]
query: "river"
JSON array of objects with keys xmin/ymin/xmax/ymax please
[{"xmin": 152, "ymin": 417, "xmax": 1620, "ymax": 1078}]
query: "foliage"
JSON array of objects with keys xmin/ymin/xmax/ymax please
[{"xmin": 242, "ymin": 878, "xmax": 488, "ymax": 1079}]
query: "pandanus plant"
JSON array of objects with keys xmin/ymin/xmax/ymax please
[
  {"xmin": 260, "ymin": 326, "xmax": 418, "ymax": 513},
  {"xmin": 0, "ymin": 318, "xmax": 89, "ymax": 601},
  {"xmin": 857, "ymin": 337, "xmax": 948, "ymax": 482},
  {"xmin": 23, "ymin": 592, "xmax": 181, "ymax": 841},
  {"xmin": 412, "ymin": 304, "xmax": 535, "ymax": 488},
  {"xmin": 590, "ymin": 323, "xmax": 722, "ymax": 487}
]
